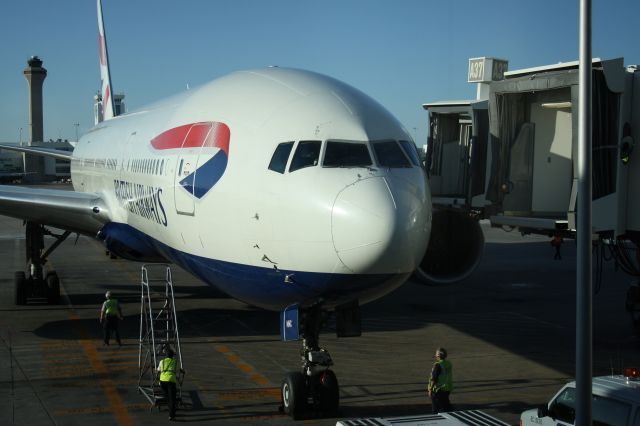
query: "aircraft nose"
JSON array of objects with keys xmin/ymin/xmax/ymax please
[{"xmin": 331, "ymin": 176, "xmax": 430, "ymax": 273}]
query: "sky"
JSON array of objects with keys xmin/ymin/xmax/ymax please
[{"xmin": 0, "ymin": 0, "xmax": 638, "ymax": 146}]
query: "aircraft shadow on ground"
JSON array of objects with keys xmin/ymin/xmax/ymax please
[
  {"xmin": 65, "ymin": 284, "xmax": 231, "ymax": 307},
  {"xmin": 33, "ymin": 307, "xmax": 277, "ymax": 341},
  {"xmin": 31, "ymin": 238, "xmax": 639, "ymax": 387},
  {"xmin": 175, "ymin": 381, "xmax": 539, "ymax": 422},
  {"xmin": 361, "ymin": 239, "xmax": 638, "ymax": 378}
]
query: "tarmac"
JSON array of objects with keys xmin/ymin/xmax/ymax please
[{"xmin": 0, "ymin": 211, "xmax": 638, "ymax": 425}]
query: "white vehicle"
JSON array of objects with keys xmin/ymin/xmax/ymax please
[
  {"xmin": 336, "ymin": 410, "xmax": 510, "ymax": 426},
  {"xmin": 521, "ymin": 369, "xmax": 640, "ymax": 426}
]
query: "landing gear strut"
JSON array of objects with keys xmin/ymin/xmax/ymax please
[
  {"xmin": 14, "ymin": 221, "xmax": 69, "ymax": 305},
  {"xmin": 280, "ymin": 305, "xmax": 339, "ymax": 420}
]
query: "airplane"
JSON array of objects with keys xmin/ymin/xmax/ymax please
[{"xmin": 0, "ymin": 0, "xmax": 478, "ymax": 420}]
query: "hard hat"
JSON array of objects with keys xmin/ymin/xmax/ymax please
[{"xmin": 105, "ymin": 291, "xmax": 112, "ymax": 298}]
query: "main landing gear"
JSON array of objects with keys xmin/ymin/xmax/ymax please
[
  {"xmin": 280, "ymin": 305, "xmax": 339, "ymax": 420},
  {"xmin": 15, "ymin": 221, "xmax": 70, "ymax": 305}
]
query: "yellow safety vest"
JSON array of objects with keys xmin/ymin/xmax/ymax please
[
  {"xmin": 159, "ymin": 357, "xmax": 177, "ymax": 383},
  {"xmin": 104, "ymin": 299, "xmax": 119, "ymax": 316},
  {"xmin": 429, "ymin": 359, "xmax": 453, "ymax": 393}
]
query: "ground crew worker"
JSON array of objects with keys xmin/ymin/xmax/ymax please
[
  {"xmin": 428, "ymin": 347, "xmax": 453, "ymax": 414},
  {"xmin": 99, "ymin": 291, "xmax": 123, "ymax": 346},
  {"xmin": 157, "ymin": 347, "xmax": 178, "ymax": 421},
  {"xmin": 551, "ymin": 235, "xmax": 563, "ymax": 260}
]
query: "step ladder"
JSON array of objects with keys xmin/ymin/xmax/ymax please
[{"xmin": 137, "ymin": 264, "xmax": 185, "ymax": 409}]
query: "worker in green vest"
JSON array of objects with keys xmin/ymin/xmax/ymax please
[
  {"xmin": 157, "ymin": 347, "xmax": 178, "ymax": 421},
  {"xmin": 99, "ymin": 291, "xmax": 123, "ymax": 346},
  {"xmin": 428, "ymin": 347, "xmax": 453, "ymax": 413}
]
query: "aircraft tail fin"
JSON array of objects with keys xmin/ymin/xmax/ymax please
[{"xmin": 97, "ymin": 0, "xmax": 116, "ymax": 121}]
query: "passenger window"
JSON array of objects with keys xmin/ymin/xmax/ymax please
[
  {"xmin": 268, "ymin": 142, "xmax": 294, "ymax": 174},
  {"xmin": 399, "ymin": 140, "xmax": 421, "ymax": 167},
  {"xmin": 290, "ymin": 141, "xmax": 321, "ymax": 172},
  {"xmin": 323, "ymin": 141, "xmax": 372, "ymax": 167},
  {"xmin": 372, "ymin": 140, "xmax": 411, "ymax": 168}
]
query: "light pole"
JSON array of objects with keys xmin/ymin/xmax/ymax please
[
  {"xmin": 576, "ymin": 0, "xmax": 593, "ymax": 424},
  {"xmin": 74, "ymin": 123, "xmax": 79, "ymax": 141}
]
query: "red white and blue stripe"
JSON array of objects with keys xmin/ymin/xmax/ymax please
[{"xmin": 151, "ymin": 122, "xmax": 231, "ymax": 198}]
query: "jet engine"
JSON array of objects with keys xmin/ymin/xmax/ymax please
[{"xmin": 413, "ymin": 209, "xmax": 484, "ymax": 285}]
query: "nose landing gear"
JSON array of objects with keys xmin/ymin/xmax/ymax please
[{"xmin": 280, "ymin": 305, "xmax": 340, "ymax": 420}]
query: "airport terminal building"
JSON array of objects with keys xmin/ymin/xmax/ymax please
[{"xmin": 0, "ymin": 139, "xmax": 73, "ymax": 182}]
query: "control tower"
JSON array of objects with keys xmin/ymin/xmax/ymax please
[{"xmin": 23, "ymin": 56, "xmax": 46, "ymax": 183}]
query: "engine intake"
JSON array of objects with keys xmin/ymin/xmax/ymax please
[{"xmin": 414, "ymin": 209, "xmax": 484, "ymax": 285}]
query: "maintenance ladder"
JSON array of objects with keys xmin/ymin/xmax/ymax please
[{"xmin": 137, "ymin": 264, "xmax": 185, "ymax": 409}]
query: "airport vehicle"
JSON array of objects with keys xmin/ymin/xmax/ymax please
[
  {"xmin": 0, "ymin": 0, "xmax": 466, "ymax": 420},
  {"xmin": 336, "ymin": 410, "xmax": 510, "ymax": 426},
  {"xmin": 520, "ymin": 370, "xmax": 640, "ymax": 426}
]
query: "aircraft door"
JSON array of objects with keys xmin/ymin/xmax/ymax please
[
  {"xmin": 173, "ymin": 127, "xmax": 199, "ymax": 216},
  {"xmin": 119, "ymin": 131, "xmax": 135, "ymax": 181},
  {"xmin": 502, "ymin": 123, "xmax": 535, "ymax": 213}
]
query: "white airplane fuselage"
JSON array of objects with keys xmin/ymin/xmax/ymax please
[{"xmin": 71, "ymin": 67, "xmax": 431, "ymax": 311}]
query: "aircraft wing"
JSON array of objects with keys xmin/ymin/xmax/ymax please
[
  {"xmin": 0, "ymin": 143, "xmax": 73, "ymax": 161},
  {"xmin": 0, "ymin": 186, "xmax": 110, "ymax": 235}
]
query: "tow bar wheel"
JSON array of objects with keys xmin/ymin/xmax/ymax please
[{"xmin": 281, "ymin": 371, "xmax": 306, "ymax": 420}]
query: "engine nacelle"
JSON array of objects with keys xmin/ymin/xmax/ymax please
[{"xmin": 413, "ymin": 209, "xmax": 484, "ymax": 285}]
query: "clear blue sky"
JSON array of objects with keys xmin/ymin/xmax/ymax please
[{"xmin": 0, "ymin": 0, "xmax": 638, "ymax": 146}]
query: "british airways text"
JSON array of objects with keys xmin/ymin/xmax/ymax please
[{"xmin": 113, "ymin": 180, "xmax": 168, "ymax": 226}]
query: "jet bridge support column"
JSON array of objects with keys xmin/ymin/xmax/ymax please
[{"xmin": 137, "ymin": 264, "xmax": 185, "ymax": 411}]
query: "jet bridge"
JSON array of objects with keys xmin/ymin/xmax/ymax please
[
  {"xmin": 425, "ymin": 57, "xmax": 640, "ymax": 238},
  {"xmin": 477, "ymin": 57, "xmax": 640, "ymax": 335},
  {"xmin": 422, "ymin": 57, "xmax": 640, "ymax": 334},
  {"xmin": 423, "ymin": 99, "xmax": 489, "ymax": 213},
  {"xmin": 486, "ymin": 58, "xmax": 638, "ymax": 240},
  {"xmin": 416, "ymin": 58, "xmax": 504, "ymax": 285}
]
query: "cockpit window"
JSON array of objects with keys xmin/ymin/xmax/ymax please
[
  {"xmin": 268, "ymin": 142, "xmax": 294, "ymax": 174},
  {"xmin": 290, "ymin": 140, "xmax": 321, "ymax": 172},
  {"xmin": 372, "ymin": 140, "xmax": 411, "ymax": 168},
  {"xmin": 399, "ymin": 140, "xmax": 421, "ymax": 167},
  {"xmin": 323, "ymin": 141, "xmax": 372, "ymax": 167}
]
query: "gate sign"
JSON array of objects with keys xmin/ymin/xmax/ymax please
[{"xmin": 468, "ymin": 57, "xmax": 508, "ymax": 83}]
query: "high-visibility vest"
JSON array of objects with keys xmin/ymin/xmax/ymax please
[
  {"xmin": 429, "ymin": 359, "xmax": 453, "ymax": 393},
  {"xmin": 104, "ymin": 299, "xmax": 119, "ymax": 316},
  {"xmin": 159, "ymin": 357, "xmax": 177, "ymax": 383}
]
